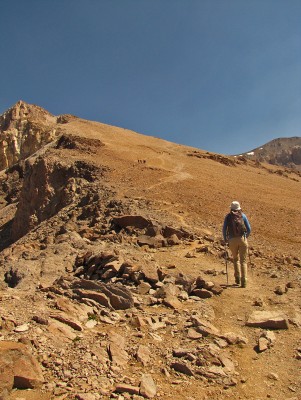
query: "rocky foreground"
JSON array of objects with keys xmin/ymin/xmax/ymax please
[
  {"xmin": 0, "ymin": 205, "xmax": 299, "ymax": 400},
  {"xmin": 1, "ymin": 235, "xmax": 300, "ymax": 400}
]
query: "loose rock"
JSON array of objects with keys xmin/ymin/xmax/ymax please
[{"xmin": 246, "ymin": 311, "xmax": 289, "ymax": 329}]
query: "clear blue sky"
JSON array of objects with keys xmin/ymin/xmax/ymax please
[{"xmin": 0, "ymin": 0, "xmax": 300, "ymax": 155}]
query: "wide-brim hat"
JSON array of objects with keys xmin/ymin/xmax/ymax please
[{"xmin": 230, "ymin": 201, "xmax": 241, "ymax": 211}]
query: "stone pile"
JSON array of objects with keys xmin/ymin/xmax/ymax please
[{"xmin": 72, "ymin": 250, "xmax": 224, "ymax": 307}]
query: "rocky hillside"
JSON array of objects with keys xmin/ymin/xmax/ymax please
[
  {"xmin": 0, "ymin": 102, "xmax": 300, "ymax": 400},
  {"xmin": 236, "ymin": 137, "xmax": 301, "ymax": 171}
]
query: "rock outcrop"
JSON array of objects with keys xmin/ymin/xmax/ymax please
[
  {"xmin": 0, "ymin": 101, "xmax": 59, "ymax": 170},
  {"xmin": 11, "ymin": 154, "xmax": 103, "ymax": 241}
]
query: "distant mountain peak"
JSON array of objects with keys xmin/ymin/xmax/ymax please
[
  {"xmin": 236, "ymin": 137, "xmax": 301, "ymax": 171},
  {"xmin": 0, "ymin": 100, "xmax": 56, "ymax": 132}
]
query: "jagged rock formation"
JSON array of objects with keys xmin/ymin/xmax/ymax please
[
  {"xmin": 0, "ymin": 100, "xmax": 72, "ymax": 170},
  {"xmin": 236, "ymin": 136, "xmax": 301, "ymax": 171}
]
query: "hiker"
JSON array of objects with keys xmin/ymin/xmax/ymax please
[{"xmin": 222, "ymin": 201, "xmax": 251, "ymax": 288}]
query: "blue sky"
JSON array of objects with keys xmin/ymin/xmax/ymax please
[{"xmin": 0, "ymin": 0, "xmax": 300, "ymax": 155}]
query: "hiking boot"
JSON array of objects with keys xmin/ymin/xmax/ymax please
[
  {"xmin": 235, "ymin": 277, "xmax": 241, "ymax": 285},
  {"xmin": 241, "ymin": 278, "xmax": 247, "ymax": 288}
]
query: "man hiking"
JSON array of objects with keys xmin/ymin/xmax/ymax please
[{"xmin": 223, "ymin": 201, "xmax": 251, "ymax": 288}]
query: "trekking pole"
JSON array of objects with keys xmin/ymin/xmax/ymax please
[{"xmin": 224, "ymin": 245, "xmax": 229, "ymax": 286}]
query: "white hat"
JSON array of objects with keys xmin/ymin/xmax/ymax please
[{"xmin": 230, "ymin": 201, "xmax": 241, "ymax": 211}]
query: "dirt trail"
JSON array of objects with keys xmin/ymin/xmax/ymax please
[
  {"xmin": 209, "ymin": 261, "xmax": 301, "ymax": 400},
  {"xmin": 146, "ymin": 148, "xmax": 192, "ymax": 191},
  {"xmin": 160, "ymin": 234, "xmax": 301, "ymax": 399}
]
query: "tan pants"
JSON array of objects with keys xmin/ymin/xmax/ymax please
[{"xmin": 228, "ymin": 236, "xmax": 248, "ymax": 284}]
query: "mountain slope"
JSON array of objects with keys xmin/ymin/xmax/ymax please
[{"xmin": 0, "ymin": 101, "xmax": 300, "ymax": 400}]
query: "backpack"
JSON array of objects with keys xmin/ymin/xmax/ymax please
[{"xmin": 227, "ymin": 210, "xmax": 247, "ymax": 237}]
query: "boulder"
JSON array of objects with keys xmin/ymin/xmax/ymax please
[
  {"xmin": 114, "ymin": 384, "xmax": 140, "ymax": 395},
  {"xmin": 167, "ymin": 234, "xmax": 181, "ymax": 245},
  {"xmin": 163, "ymin": 295, "xmax": 183, "ymax": 309},
  {"xmin": 49, "ymin": 313, "xmax": 83, "ymax": 331},
  {"xmin": 274, "ymin": 285, "xmax": 287, "ymax": 295},
  {"xmin": 222, "ymin": 332, "xmax": 248, "ymax": 345},
  {"xmin": 136, "ymin": 345, "xmax": 151, "ymax": 366},
  {"xmin": 191, "ymin": 288, "xmax": 213, "ymax": 299},
  {"xmin": 190, "ymin": 317, "xmax": 220, "ymax": 337},
  {"xmin": 218, "ymin": 355, "xmax": 236, "ymax": 373},
  {"xmin": 175, "ymin": 273, "xmax": 194, "ymax": 293},
  {"xmin": 170, "ymin": 361, "xmax": 194, "ymax": 376},
  {"xmin": 107, "ymin": 332, "xmax": 128, "ymax": 367},
  {"xmin": 193, "ymin": 275, "xmax": 215, "ymax": 291},
  {"xmin": 210, "ymin": 284, "xmax": 224, "ymax": 295},
  {"xmin": 162, "ymin": 225, "xmax": 190, "ymax": 239},
  {"xmin": 155, "ymin": 283, "xmax": 183, "ymax": 309},
  {"xmin": 138, "ymin": 281, "xmax": 152, "ymax": 295},
  {"xmin": 71, "ymin": 279, "xmax": 134, "ymax": 310},
  {"xmin": 246, "ymin": 311, "xmax": 289, "ymax": 329},
  {"xmin": 137, "ymin": 234, "xmax": 166, "ymax": 248},
  {"xmin": 112, "ymin": 215, "xmax": 151, "ymax": 230},
  {"xmin": 187, "ymin": 328, "xmax": 203, "ymax": 340},
  {"xmin": 0, "ymin": 341, "xmax": 44, "ymax": 398},
  {"xmin": 155, "ymin": 282, "xmax": 180, "ymax": 299},
  {"xmin": 75, "ymin": 394, "xmax": 99, "ymax": 400},
  {"xmin": 139, "ymin": 374, "xmax": 157, "ymax": 398}
]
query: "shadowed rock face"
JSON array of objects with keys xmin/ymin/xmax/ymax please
[
  {"xmin": 11, "ymin": 156, "xmax": 74, "ymax": 240},
  {"xmin": 11, "ymin": 154, "xmax": 105, "ymax": 241}
]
